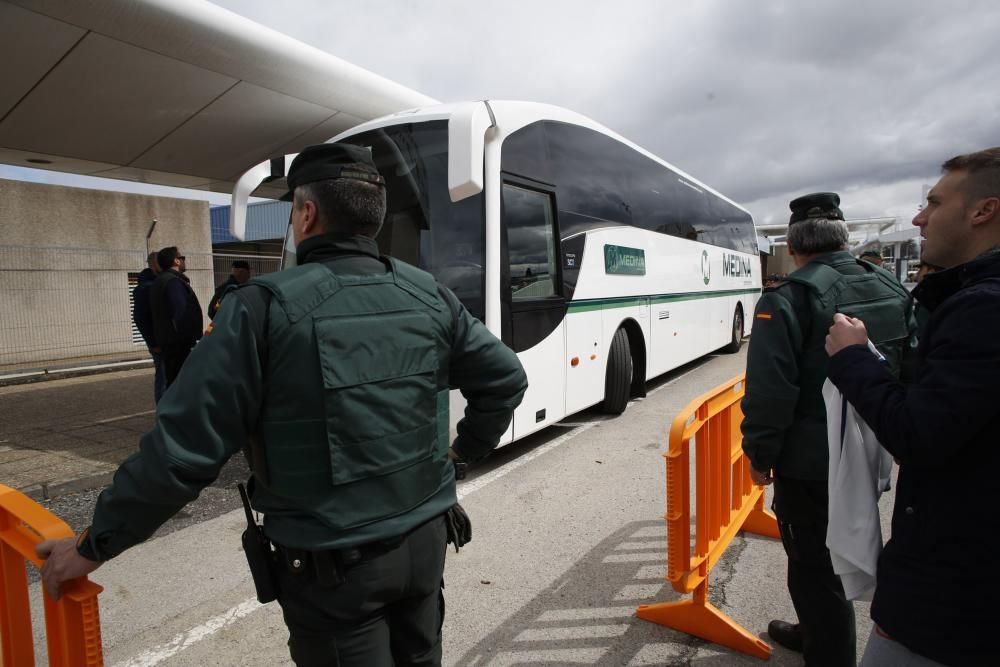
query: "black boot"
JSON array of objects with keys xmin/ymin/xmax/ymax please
[{"xmin": 768, "ymin": 620, "xmax": 803, "ymax": 652}]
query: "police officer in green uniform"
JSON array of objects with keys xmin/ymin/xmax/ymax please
[
  {"xmin": 741, "ymin": 193, "xmax": 913, "ymax": 666},
  {"xmin": 36, "ymin": 143, "xmax": 528, "ymax": 667}
]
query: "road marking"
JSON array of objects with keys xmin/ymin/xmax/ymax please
[
  {"xmin": 602, "ymin": 552, "xmax": 663, "ymax": 563},
  {"xmin": 646, "ymin": 367, "xmax": 696, "ymax": 397},
  {"xmin": 485, "ymin": 648, "xmax": 608, "ymax": 665},
  {"xmin": 614, "ymin": 541, "xmax": 666, "ymax": 550},
  {"xmin": 633, "ymin": 564, "xmax": 666, "ymax": 580},
  {"xmin": 457, "ymin": 421, "xmax": 599, "ymax": 500},
  {"xmin": 612, "ymin": 583, "xmax": 664, "ymax": 601},
  {"xmin": 112, "ymin": 598, "xmax": 262, "ymax": 667},
  {"xmin": 536, "ymin": 606, "xmax": 636, "ymax": 622},
  {"xmin": 628, "ymin": 526, "xmax": 665, "ymax": 538},
  {"xmin": 515, "ymin": 624, "xmax": 630, "ymax": 641},
  {"xmin": 95, "ymin": 410, "xmax": 155, "ymax": 425}
]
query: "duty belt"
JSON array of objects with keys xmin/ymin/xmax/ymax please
[
  {"xmin": 274, "ymin": 536, "xmax": 405, "ymax": 586},
  {"xmin": 271, "ymin": 512, "xmax": 448, "ymax": 584}
]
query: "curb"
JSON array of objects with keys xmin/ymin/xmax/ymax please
[
  {"xmin": 0, "ymin": 359, "xmax": 153, "ymax": 387},
  {"xmin": 22, "ymin": 471, "xmax": 117, "ymax": 502}
]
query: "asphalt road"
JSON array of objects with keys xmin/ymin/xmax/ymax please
[
  {"xmin": 17, "ymin": 347, "xmax": 892, "ymax": 666},
  {"xmin": 1, "ymin": 369, "xmax": 251, "ymax": 588}
]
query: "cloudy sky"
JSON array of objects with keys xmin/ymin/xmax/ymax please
[{"xmin": 5, "ymin": 0, "xmax": 1000, "ymax": 226}]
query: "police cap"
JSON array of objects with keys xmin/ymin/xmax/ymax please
[
  {"xmin": 280, "ymin": 143, "xmax": 385, "ymax": 201},
  {"xmin": 788, "ymin": 192, "xmax": 844, "ymax": 224},
  {"xmin": 859, "ymin": 249, "xmax": 883, "ymax": 260}
]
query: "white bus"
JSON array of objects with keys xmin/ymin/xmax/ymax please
[{"xmin": 232, "ymin": 101, "xmax": 761, "ymax": 445}]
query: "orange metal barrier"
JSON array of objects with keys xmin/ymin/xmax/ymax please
[
  {"xmin": 636, "ymin": 374, "xmax": 780, "ymax": 660},
  {"xmin": 0, "ymin": 484, "xmax": 104, "ymax": 666}
]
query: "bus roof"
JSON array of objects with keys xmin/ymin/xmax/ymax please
[
  {"xmin": 333, "ymin": 101, "xmax": 754, "ymax": 219},
  {"xmin": 231, "ymin": 100, "xmax": 755, "ymax": 239}
]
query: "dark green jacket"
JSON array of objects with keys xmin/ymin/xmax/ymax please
[
  {"xmin": 741, "ymin": 251, "xmax": 913, "ymax": 480},
  {"xmin": 80, "ymin": 234, "xmax": 527, "ymax": 559}
]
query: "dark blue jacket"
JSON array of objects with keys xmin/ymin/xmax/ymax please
[
  {"xmin": 151, "ymin": 270, "xmax": 203, "ymax": 348},
  {"xmin": 132, "ymin": 268, "xmax": 157, "ymax": 347},
  {"xmin": 828, "ymin": 250, "xmax": 1000, "ymax": 666}
]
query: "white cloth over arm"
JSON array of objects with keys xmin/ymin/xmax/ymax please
[{"xmin": 823, "ymin": 379, "xmax": 893, "ymax": 601}]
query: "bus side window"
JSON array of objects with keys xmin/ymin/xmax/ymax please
[{"xmin": 502, "ymin": 183, "xmax": 559, "ymax": 300}]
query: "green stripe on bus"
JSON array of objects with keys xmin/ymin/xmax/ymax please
[{"xmin": 567, "ymin": 288, "xmax": 761, "ymax": 313}]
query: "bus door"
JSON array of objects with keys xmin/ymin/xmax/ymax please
[{"xmin": 500, "ymin": 177, "xmax": 567, "ymax": 439}]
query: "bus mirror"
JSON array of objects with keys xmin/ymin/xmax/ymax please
[
  {"xmin": 448, "ymin": 102, "xmax": 493, "ymax": 202},
  {"xmin": 231, "ymin": 154, "xmax": 296, "ymax": 240}
]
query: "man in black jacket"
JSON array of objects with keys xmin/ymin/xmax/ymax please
[
  {"xmin": 132, "ymin": 252, "xmax": 165, "ymax": 402},
  {"xmin": 151, "ymin": 246, "xmax": 203, "ymax": 387},
  {"xmin": 826, "ymin": 147, "xmax": 1000, "ymax": 666}
]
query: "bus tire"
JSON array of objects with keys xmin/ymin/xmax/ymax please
[
  {"xmin": 602, "ymin": 327, "xmax": 632, "ymax": 414},
  {"xmin": 722, "ymin": 305, "xmax": 743, "ymax": 354}
]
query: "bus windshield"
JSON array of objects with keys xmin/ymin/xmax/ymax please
[{"xmin": 345, "ymin": 120, "xmax": 485, "ymax": 321}]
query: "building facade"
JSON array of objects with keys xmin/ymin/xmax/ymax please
[{"xmin": 0, "ymin": 178, "xmax": 211, "ymax": 372}]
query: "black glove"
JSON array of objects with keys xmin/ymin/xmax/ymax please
[{"xmin": 445, "ymin": 503, "xmax": 472, "ymax": 553}]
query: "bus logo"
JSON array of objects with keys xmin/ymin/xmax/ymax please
[
  {"xmin": 604, "ymin": 245, "xmax": 645, "ymax": 275},
  {"xmin": 701, "ymin": 250, "xmax": 711, "ymax": 285},
  {"xmin": 722, "ymin": 252, "xmax": 753, "ymax": 278}
]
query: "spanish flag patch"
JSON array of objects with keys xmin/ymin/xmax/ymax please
[
  {"xmin": 755, "ymin": 313, "xmax": 773, "ymax": 321},
  {"xmin": 204, "ymin": 322, "xmax": 215, "ymax": 335}
]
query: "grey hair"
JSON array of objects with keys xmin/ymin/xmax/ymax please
[
  {"xmin": 786, "ymin": 216, "xmax": 849, "ymax": 255},
  {"xmin": 294, "ymin": 170, "xmax": 387, "ymax": 237}
]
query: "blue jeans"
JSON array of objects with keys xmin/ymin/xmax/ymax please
[{"xmin": 150, "ymin": 348, "xmax": 165, "ymax": 403}]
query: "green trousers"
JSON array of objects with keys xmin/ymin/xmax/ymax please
[{"xmin": 276, "ymin": 515, "xmax": 448, "ymax": 667}]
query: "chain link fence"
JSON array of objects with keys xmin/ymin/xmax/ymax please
[
  {"xmin": 211, "ymin": 252, "xmax": 281, "ymax": 287},
  {"xmin": 0, "ymin": 245, "xmax": 279, "ymax": 375}
]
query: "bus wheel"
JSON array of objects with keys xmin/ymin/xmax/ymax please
[
  {"xmin": 602, "ymin": 327, "xmax": 633, "ymax": 414},
  {"xmin": 722, "ymin": 306, "xmax": 743, "ymax": 353}
]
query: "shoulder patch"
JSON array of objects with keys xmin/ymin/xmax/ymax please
[{"xmin": 755, "ymin": 312, "xmax": 773, "ymax": 321}]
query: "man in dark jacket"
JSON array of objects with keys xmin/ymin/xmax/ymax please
[
  {"xmin": 825, "ymin": 147, "xmax": 1000, "ymax": 666},
  {"xmin": 151, "ymin": 246, "xmax": 203, "ymax": 387},
  {"xmin": 132, "ymin": 252, "xmax": 165, "ymax": 402},
  {"xmin": 36, "ymin": 143, "xmax": 528, "ymax": 667},
  {"xmin": 207, "ymin": 260, "xmax": 251, "ymax": 320},
  {"xmin": 742, "ymin": 193, "xmax": 913, "ymax": 666}
]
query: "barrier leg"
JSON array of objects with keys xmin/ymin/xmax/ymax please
[
  {"xmin": 0, "ymin": 540, "xmax": 35, "ymax": 666},
  {"xmin": 43, "ymin": 580, "xmax": 105, "ymax": 667},
  {"xmin": 636, "ymin": 582, "xmax": 772, "ymax": 660},
  {"xmin": 741, "ymin": 495, "xmax": 780, "ymax": 539}
]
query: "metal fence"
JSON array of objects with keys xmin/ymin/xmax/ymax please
[
  {"xmin": 211, "ymin": 252, "xmax": 281, "ymax": 287},
  {"xmin": 0, "ymin": 245, "xmax": 280, "ymax": 374}
]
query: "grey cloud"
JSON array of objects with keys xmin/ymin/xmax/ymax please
[{"xmin": 160, "ymin": 2, "xmax": 1000, "ymax": 221}]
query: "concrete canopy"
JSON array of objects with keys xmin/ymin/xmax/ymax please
[{"xmin": 0, "ymin": 0, "xmax": 437, "ymax": 199}]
